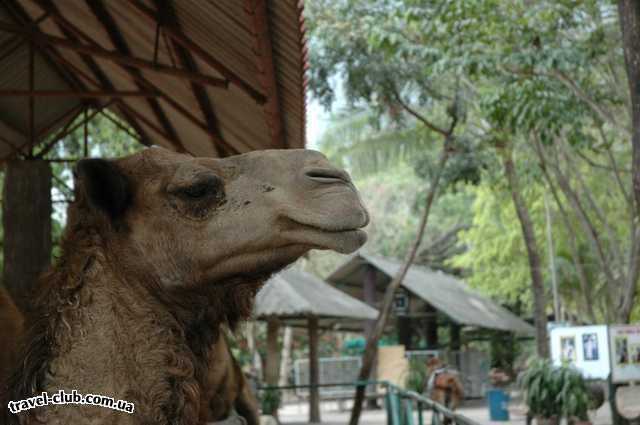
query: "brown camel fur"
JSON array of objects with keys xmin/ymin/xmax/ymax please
[
  {"xmin": 3, "ymin": 147, "xmax": 368, "ymax": 424},
  {"xmin": 201, "ymin": 331, "xmax": 259, "ymax": 424},
  {"xmin": 0, "ymin": 286, "xmax": 23, "ymax": 411}
]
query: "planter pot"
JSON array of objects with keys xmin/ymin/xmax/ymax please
[{"xmin": 536, "ymin": 416, "xmax": 560, "ymax": 425}]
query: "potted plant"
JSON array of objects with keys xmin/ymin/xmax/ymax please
[
  {"xmin": 555, "ymin": 365, "xmax": 591, "ymax": 425},
  {"xmin": 518, "ymin": 358, "xmax": 561, "ymax": 425}
]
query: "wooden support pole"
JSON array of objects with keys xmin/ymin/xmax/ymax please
[
  {"xmin": 425, "ymin": 304, "xmax": 439, "ymax": 350},
  {"xmin": 83, "ymin": 107, "xmax": 88, "ymax": 157},
  {"xmin": 28, "ymin": 38, "xmax": 34, "ymax": 155},
  {"xmin": 308, "ymin": 316, "xmax": 321, "ymax": 424},
  {"xmin": 2, "ymin": 159, "xmax": 52, "ymax": 312},
  {"xmin": 265, "ymin": 317, "xmax": 280, "ymax": 417}
]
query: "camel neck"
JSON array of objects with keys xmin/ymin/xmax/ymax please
[{"xmin": 15, "ymin": 252, "xmax": 208, "ymax": 424}]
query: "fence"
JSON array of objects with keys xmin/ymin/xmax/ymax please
[
  {"xmin": 293, "ymin": 356, "xmax": 375, "ymax": 398},
  {"xmin": 258, "ymin": 380, "xmax": 482, "ymax": 425}
]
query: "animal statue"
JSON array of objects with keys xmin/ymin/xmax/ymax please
[
  {"xmin": 425, "ymin": 357, "xmax": 464, "ymax": 423},
  {"xmin": 2, "ymin": 147, "xmax": 368, "ymax": 425}
]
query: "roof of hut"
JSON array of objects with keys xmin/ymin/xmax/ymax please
[
  {"xmin": 254, "ymin": 268, "xmax": 378, "ymax": 329},
  {"xmin": 327, "ymin": 252, "xmax": 535, "ymax": 335},
  {"xmin": 0, "ymin": 0, "xmax": 307, "ymax": 160}
]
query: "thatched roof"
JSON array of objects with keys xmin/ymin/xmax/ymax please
[
  {"xmin": 254, "ymin": 268, "xmax": 378, "ymax": 329},
  {"xmin": 0, "ymin": 0, "xmax": 307, "ymax": 159},
  {"xmin": 328, "ymin": 252, "xmax": 535, "ymax": 335}
]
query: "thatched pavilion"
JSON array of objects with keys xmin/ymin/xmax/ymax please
[{"xmin": 254, "ymin": 267, "xmax": 378, "ymax": 423}]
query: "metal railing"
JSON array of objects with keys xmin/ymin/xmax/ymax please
[{"xmin": 257, "ymin": 380, "xmax": 482, "ymax": 425}]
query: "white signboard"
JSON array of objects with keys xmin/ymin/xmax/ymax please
[
  {"xmin": 550, "ymin": 325, "xmax": 610, "ymax": 380},
  {"xmin": 609, "ymin": 324, "xmax": 640, "ymax": 383}
]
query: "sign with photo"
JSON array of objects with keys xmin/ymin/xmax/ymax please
[
  {"xmin": 550, "ymin": 325, "xmax": 610, "ymax": 379},
  {"xmin": 609, "ymin": 325, "xmax": 640, "ymax": 383}
]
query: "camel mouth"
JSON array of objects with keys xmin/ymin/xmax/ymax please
[{"xmin": 283, "ymin": 219, "xmax": 368, "ymax": 254}]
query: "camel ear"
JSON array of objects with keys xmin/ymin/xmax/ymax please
[{"xmin": 75, "ymin": 158, "xmax": 131, "ymax": 220}]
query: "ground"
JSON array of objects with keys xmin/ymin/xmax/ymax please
[{"xmin": 278, "ymin": 398, "xmax": 614, "ymax": 425}]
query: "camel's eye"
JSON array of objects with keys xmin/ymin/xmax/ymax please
[
  {"xmin": 182, "ymin": 182, "xmax": 211, "ymax": 199},
  {"xmin": 170, "ymin": 175, "xmax": 225, "ymax": 203}
]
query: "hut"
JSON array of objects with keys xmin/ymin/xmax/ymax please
[
  {"xmin": 327, "ymin": 252, "xmax": 535, "ymax": 396},
  {"xmin": 254, "ymin": 267, "xmax": 378, "ymax": 423}
]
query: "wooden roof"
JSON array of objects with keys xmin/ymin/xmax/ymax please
[
  {"xmin": 0, "ymin": 0, "xmax": 308, "ymax": 159},
  {"xmin": 328, "ymin": 252, "xmax": 535, "ymax": 335}
]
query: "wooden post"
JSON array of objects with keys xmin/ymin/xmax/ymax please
[
  {"xmin": 2, "ymin": 159, "xmax": 52, "ymax": 312},
  {"xmin": 398, "ymin": 316, "xmax": 413, "ymax": 350},
  {"xmin": 265, "ymin": 318, "xmax": 280, "ymax": 384},
  {"xmin": 425, "ymin": 303, "xmax": 439, "ymax": 350},
  {"xmin": 449, "ymin": 323, "xmax": 461, "ymax": 351},
  {"xmin": 308, "ymin": 316, "xmax": 321, "ymax": 423},
  {"xmin": 265, "ymin": 317, "xmax": 280, "ymax": 416},
  {"xmin": 363, "ymin": 264, "xmax": 379, "ymax": 408}
]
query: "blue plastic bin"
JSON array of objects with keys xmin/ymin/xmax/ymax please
[{"xmin": 487, "ymin": 389, "xmax": 510, "ymax": 421}]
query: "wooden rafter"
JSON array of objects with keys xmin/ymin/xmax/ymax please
[
  {"xmin": 0, "ymin": 89, "xmax": 158, "ymax": 98},
  {"xmin": 34, "ymin": 13, "xmax": 249, "ymax": 155},
  {"xmin": 127, "ymin": 0, "xmax": 267, "ymax": 105},
  {"xmin": 82, "ymin": 0, "xmax": 187, "ymax": 153},
  {"xmin": 245, "ymin": 0, "xmax": 285, "ymax": 148},
  {"xmin": 153, "ymin": 0, "xmax": 226, "ymax": 157},
  {"xmin": 33, "ymin": 0, "xmax": 153, "ymax": 147},
  {"xmin": 0, "ymin": 22, "xmax": 229, "ymax": 89}
]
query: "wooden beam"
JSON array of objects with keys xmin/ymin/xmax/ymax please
[
  {"xmin": 127, "ymin": 0, "xmax": 267, "ymax": 105},
  {"xmin": 36, "ymin": 101, "xmax": 113, "ymax": 158},
  {"xmin": 0, "ymin": 89, "xmax": 158, "ymax": 98},
  {"xmin": 83, "ymin": 0, "xmax": 187, "ymax": 153},
  {"xmin": 0, "ymin": 22, "xmax": 229, "ymax": 89},
  {"xmin": 152, "ymin": 0, "xmax": 223, "ymax": 157},
  {"xmin": 245, "ymin": 0, "xmax": 285, "ymax": 148},
  {"xmin": 33, "ymin": 0, "xmax": 153, "ymax": 147}
]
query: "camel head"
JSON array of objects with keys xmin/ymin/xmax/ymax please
[{"xmin": 70, "ymin": 147, "xmax": 368, "ymax": 289}]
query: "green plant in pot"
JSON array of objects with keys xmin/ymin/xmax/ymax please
[
  {"xmin": 260, "ymin": 387, "xmax": 281, "ymax": 416},
  {"xmin": 555, "ymin": 365, "xmax": 590, "ymax": 425},
  {"xmin": 518, "ymin": 358, "xmax": 562, "ymax": 425}
]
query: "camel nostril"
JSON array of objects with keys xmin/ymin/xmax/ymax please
[{"xmin": 304, "ymin": 167, "xmax": 351, "ymax": 184}]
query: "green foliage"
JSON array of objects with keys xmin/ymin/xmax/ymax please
[
  {"xmin": 404, "ymin": 358, "xmax": 428, "ymax": 393},
  {"xmin": 259, "ymin": 387, "xmax": 281, "ymax": 415},
  {"xmin": 518, "ymin": 358, "xmax": 590, "ymax": 421},
  {"xmin": 307, "ymin": 0, "xmax": 639, "ymax": 324},
  {"xmin": 518, "ymin": 358, "xmax": 562, "ymax": 419}
]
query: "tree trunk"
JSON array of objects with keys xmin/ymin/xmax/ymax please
[
  {"xmin": 2, "ymin": 159, "xmax": 52, "ymax": 313},
  {"xmin": 308, "ymin": 316, "xmax": 320, "ymax": 423},
  {"xmin": 618, "ymin": 0, "xmax": 640, "ymax": 217},
  {"xmin": 349, "ymin": 146, "xmax": 450, "ymax": 425},
  {"xmin": 617, "ymin": 0, "xmax": 640, "ymax": 322},
  {"xmin": 502, "ymin": 152, "xmax": 549, "ymax": 358}
]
